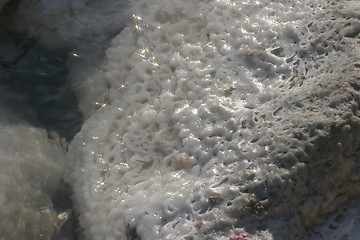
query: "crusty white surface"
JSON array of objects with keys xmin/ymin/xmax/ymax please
[{"xmin": 67, "ymin": 0, "xmax": 360, "ymax": 239}]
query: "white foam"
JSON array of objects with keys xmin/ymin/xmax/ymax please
[{"xmin": 65, "ymin": 0, "xmax": 360, "ymax": 239}]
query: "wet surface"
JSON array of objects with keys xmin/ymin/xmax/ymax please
[
  {"xmin": 0, "ymin": 0, "xmax": 83, "ymax": 141},
  {"xmin": 0, "ymin": 0, "xmax": 130, "ymax": 236},
  {"xmin": 0, "ymin": 1, "xmax": 82, "ymax": 239},
  {"xmin": 51, "ymin": 180, "xmax": 79, "ymax": 240}
]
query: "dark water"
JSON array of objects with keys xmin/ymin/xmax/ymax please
[
  {"xmin": 0, "ymin": 0, "xmax": 83, "ymax": 141},
  {"xmin": 0, "ymin": 0, "xmax": 133, "ymax": 238},
  {"xmin": 0, "ymin": 1, "xmax": 108, "ymax": 239}
]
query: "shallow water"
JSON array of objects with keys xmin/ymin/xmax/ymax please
[
  {"xmin": 0, "ymin": 0, "xmax": 83, "ymax": 141},
  {"xmin": 0, "ymin": 1, "xmax": 124, "ymax": 239}
]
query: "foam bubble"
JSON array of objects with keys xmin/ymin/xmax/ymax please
[{"xmin": 67, "ymin": 0, "xmax": 360, "ymax": 239}]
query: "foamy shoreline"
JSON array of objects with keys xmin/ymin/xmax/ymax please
[{"xmin": 1, "ymin": 0, "xmax": 360, "ymax": 239}]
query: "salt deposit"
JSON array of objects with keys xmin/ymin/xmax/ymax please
[{"xmin": 65, "ymin": 0, "xmax": 360, "ymax": 239}]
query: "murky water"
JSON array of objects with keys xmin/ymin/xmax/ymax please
[{"xmin": 0, "ymin": 1, "xmax": 127, "ymax": 239}]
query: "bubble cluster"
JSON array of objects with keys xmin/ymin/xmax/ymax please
[{"xmin": 68, "ymin": 0, "xmax": 360, "ymax": 239}]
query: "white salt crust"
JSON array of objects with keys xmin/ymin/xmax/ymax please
[
  {"xmin": 67, "ymin": 0, "xmax": 360, "ymax": 239},
  {"xmin": 0, "ymin": 100, "xmax": 66, "ymax": 239}
]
